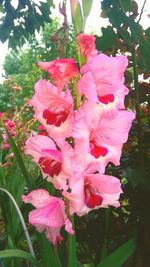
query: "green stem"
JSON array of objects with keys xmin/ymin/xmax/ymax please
[
  {"xmin": 67, "ymin": 216, "xmax": 77, "ymax": 267},
  {"xmin": 72, "ymin": 79, "xmax": 81, "ymax": 109},
  {"xmin": 131, "ymin": 46, "xmax": 143, "ymax": 167}
]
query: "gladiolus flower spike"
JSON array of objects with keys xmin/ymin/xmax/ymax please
[{"xmin": 22, "ymin": 33, "xmax": 135, "ymax": 246}]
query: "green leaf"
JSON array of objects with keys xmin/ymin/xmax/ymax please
[
  {"xmin": 138, "ymin": 39, "xmax": 150, "ymax": 70},
  {"xmin": 119, "ymin": 0, "xmax": 132, "ymax": 12},
  {"xmin": 145, "ymin": 27, "xmax": 150, "ymax": 39},
  {"xmin": 82, "ymin": 0, "xmax": 93, "ymax": 31},
  {"xmin": 82, "ymin": 0, "xmax": 93, "ymax": 18},
  {"xmin": 71, "ymin": 0, "xmax": 84, "ymax": 34},
  {"xmin": 118, "ymin": 27, "xmax": 131, "ymax": 46},
  {"xmin": 0, "ymin": 249, "xmax": 39, "ymax": 266},
  {"xmin": 96, "ymin": 27, "xmax": 116, "ymax": 51},
  {"xmin": 129, "ymin": 19, "xmax": 143, "ymax": 43},
  {"xmin": 39, "ymin": 3, "xmax": 51, "ymax": 23},
  {"xmin": 0, "ymin": 150, "xmax": 6, "ymax": 188},
  {"xmin": 97, "ymin": 238, "xmax": 136, "ymax": 267},
  {"xmin": 4, "ymin": 126, "xmax": 32, "ymax": 188},
  {"xmin": 38, "ymin": 233, "xmax": 61, "ymax": 267}
]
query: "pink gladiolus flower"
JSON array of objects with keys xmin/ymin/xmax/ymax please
[
  {"xmin": 47, "ymin": 141, "xmax": 92, "ymax": 191},
  {"xmin": 78, "ymin": 54, "xmax": 129, "ymax": 109},
  {"xmin": 25, "ymin": 134, "xmax": 62, "ymax": 178},
  {"xmin": 73, "ymin": 102, "xmax": 135, "ymax": 172},
  {"xmin": 63, "ymin": 166, "xmax": 122, "ymax": 216},
  {"xmin": 29, "ymin": 79, "xmax": 74, "ymax": 147},
  {"xmin": 22, "ymin": 189, "xmax": 74, "ymax": 246},
  {"xmin": 38, "ymin": 58, "xmax": 78, "ymax": 91},
  {"xmin": 2, "ymin": 143, "xmax": 10, "ymax": 149},
  {"xmin": 5, "ymin": 120, "xmax": 16, "ymax": 129},
  {"xmin": 9, "ymin": 152, "xmax": 14, "ymax": 159},
  {"xmin": 77, "ymin": 33, "xmax": 98, "ymax": 58}
]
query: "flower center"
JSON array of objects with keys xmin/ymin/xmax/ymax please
[
  {"xmin": 98, "ymin": 94, "xmax": 114, "ymax": 105},
  {"xmin": 43, "ymin": 109, "xmax": 69, "ymax": 127},
  {"xmin": 84, "ymin": 184, "xmax": 103, "ymax": 208},
  {"xmin": 38, "ymin": 156, "xmax": 62, "ymax": 177},
  {"xmin": 90, "ymin": 140, "xmax": 108, "ymax": 158}
]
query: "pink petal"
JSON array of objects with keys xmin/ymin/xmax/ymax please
[
  {"xmin": 29, "ymin": 201, "xmax": 65, "ymax": 228},
  {"xmin": 22, "ymin": 189, "xmax": 55, "ymax": 208},
  {"xmin": 25, "ymin": 134, "xmax": 58, "ymax": 163},
  {"xmin": 78, "ymin": 71, "xmax": 98, "ymax": 102}
]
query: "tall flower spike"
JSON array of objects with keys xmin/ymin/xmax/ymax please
[{"xmin": 23, "ymin": 31, "xmax": 135, "ymax": 246}]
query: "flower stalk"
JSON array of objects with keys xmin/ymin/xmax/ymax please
[{"xmin": 67, "ymin": 215, "xmax": 77, "ymax": 267}]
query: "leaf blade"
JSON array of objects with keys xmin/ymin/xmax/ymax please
[
  {"xmin": 4, "ymin": 126, "xmax": 32, "ymax": 187},
  {"xmin": 0, "ymin": 249, "xmax": 39, "ymax": 266},
  {"xmin": 97, "ymin": 238, "xmax": 136, "ymax": 267}
]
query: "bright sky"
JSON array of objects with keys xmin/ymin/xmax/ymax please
[{"xmin": 0, "ymin": 0, "xmax": 150, "ymax": 82}]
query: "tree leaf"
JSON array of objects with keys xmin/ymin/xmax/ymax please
[{"xmin": 96, "ymin": 26, "xmax": 116, "ymax": 51}]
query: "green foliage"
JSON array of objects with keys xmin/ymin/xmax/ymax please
[
  {"xmin": 0, "ymin": 20, "xmax": 77, "ymax": 113},
  {"xmin": 4, "ymin": 126, "xmax": 31, "ymax": 188},
  {"xmin": 0, "ymin": 1, "xmax": 150, "ymax": 266},
  {"xmin": 99, "ymin": 0, "xmax": 150, "ymax": 71},
  {"xmin": 70, "ymin": 0, "xmax": 84, "ymax": 34},
  {"xmin": 0, "ymin": 0, "xmax": 54, "ymax": 48},
  {"xmin": 38, "ymin": 233, "xmax": 61, "ymax": 267},
  {"xmin": 0, "ymin": 249, "xmax": 39, "ymax": 266},
  {"xmin": 82, "ymin": 0, "xmax": 93, "ymax": 19},
  {"xmin": 96, "ymin": 26, "xmax": 116, "ymax": 51},
  {"xmin": 97, "ymin": 238, "xmax": 136, "ymax": 267}
]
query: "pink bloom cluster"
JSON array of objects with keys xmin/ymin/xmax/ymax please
[
  {"xmin": 1, "ymin": 117, "xmax": 16, "ymax": 150},
  {"xmin": 22, "ymin": 34, "xmax": 135, "ymax": 246}
]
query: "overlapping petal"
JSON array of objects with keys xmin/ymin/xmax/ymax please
[
  {"xmin": 77, "ymin": 33, "xmax": 98, "ymax": 58},
  {"xmin": 29, "ymin": 79, "xmax": 74, "ymax": 147},
  {"xmin": 25, "ymin": 134, "xmax": 62, "ymax": 178},
  {"xmin": 38, "ymin": 58, "xmax": 78, "ymax": 91},
  {"xmin": 73, "ymin": 101, "xmax": 135, "ymax": 171},
  {"xmin": 22, "ymin": 189, "xmax": 74, "ymax": 246},
  {"xmin": 78, "ymin": 53, "xmax": 129, "ymax": 109},
  {"xmin": 63, "ymin": 168, "xmax": 122, "ymax": 216}
]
